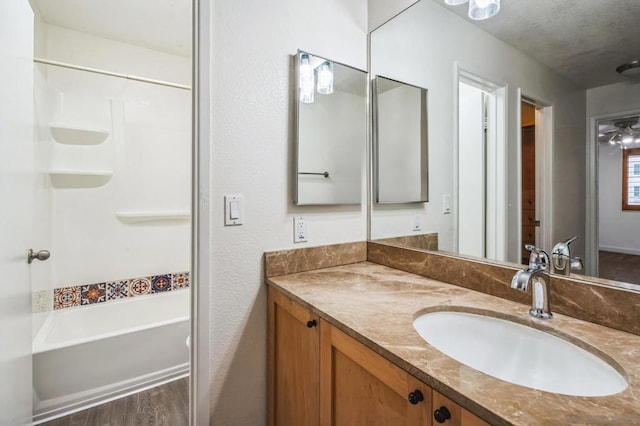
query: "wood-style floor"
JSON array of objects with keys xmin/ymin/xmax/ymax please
[
  {"xmin": 42, "ymin": 378, "xmax": 188, "ymax": 426},
  {"xmin": 599, "ymin": 250, "xmax": 640, "ymax": 285}
]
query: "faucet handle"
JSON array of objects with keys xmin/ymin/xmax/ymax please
[
  {"xmin": 525, "ymin": 244, "xmax": 549, "ymax": 269},
  {"xmin": 570, "ymin": 256, "xmax": 584, "ymax": 271},
  {"xmin": 563, "ymin": 236, "xmax": 578, "ymax": 245}
]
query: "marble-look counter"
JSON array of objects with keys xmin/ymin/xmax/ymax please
[{"xmin": 266, "ymin": 261, "xmax": 640, "ymax": 425}]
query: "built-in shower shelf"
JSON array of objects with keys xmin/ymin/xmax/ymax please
[
  {"xmin": 48, "ymin": 170, "xmax": 113, "ymax": 188},
  {"xmin": 50, "ymin": 125, "xmax": 109, "ymax": 145},
  {"xmin": 115, "ymin": 211, "xmax": 191, "ymax": 223}
]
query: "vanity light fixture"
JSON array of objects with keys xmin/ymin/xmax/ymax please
[
  {"xmin": 468, "ymin": 0, "xmax": 501, "ymax": 20},
  {"xmin": 616, "ymin": 60, "xmax": 640, "ymax": 78},
  {"xmin": 299, "ymin": 53, "xmax": 315, "ymax": 104},
  {"xmin": 317, "ymin": 61, "xmax": 334, "ymax": 95},
  {"xmin": 443, "ymin": 0, "xmax": 501, "ymax": 21}
]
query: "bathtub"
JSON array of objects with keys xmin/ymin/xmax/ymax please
[{"xmin": 32, "ymin": 290, "xmax": 190, "ymax": 424}]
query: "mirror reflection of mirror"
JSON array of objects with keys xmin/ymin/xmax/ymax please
[
  {"xmin": 369, "ymin": 0, "xmax": 640, "ymax": 290},
  {"xmin": 373, "ymin": 76, "xmax": 429, "ymax": 204},
  {"xmin": 294, "ymin": 51, "xmax": 367, "ymax": 206}
]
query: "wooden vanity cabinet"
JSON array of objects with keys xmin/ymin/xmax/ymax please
[
  {"xmin": 432, "ymin": 391, "xmax": 489, "ymax": 426},
  {"xmin": 268, "ymin": 287, "xmax": 320, "ymax": 426},
  {"xmin": 268, "ymin": 288, "xmax": 489, "ymax": 426},
  {"xmin": 320, "ymin": 320, "xmax": 432, "ymax": 425}
]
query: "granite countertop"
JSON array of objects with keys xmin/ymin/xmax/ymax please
[{"xmin": 266, "ymin": 261, "xmax": 640, "ymax": 425}]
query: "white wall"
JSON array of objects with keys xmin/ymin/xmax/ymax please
[
  {"xmin": 588, "ymin": 81, "xmax": 640, "ymax": 255},
  {"xmin": 370, "ymin": 0, "xmax": 586, "ymax": 259},
  {"xmin": 36, "ymin": 24, "xmax": 191, "ymax": 286},
  {"xmin": 210, "ymin": 0, "xmax": 367, "ymax": 423},
  {"xmin": 368, "ymin": 0, "xmax": 420, "ymax": 31}
]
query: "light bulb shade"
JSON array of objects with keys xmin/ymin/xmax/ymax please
[
  {"xmin": 317, "ymin": 61, "xmax": 334, "ymax": 95},
  {"xmin": 444, "ymin": 0, "xmax": 468, "ymax": 5},
  {"xmin": 299, "ymin": 53, "xmax": 315, "ymax": 104},
  {"xmin": 622, "ymin": 127, "xmax": 636, "ymax": 144},
  {"xmin": 468, "ymin": 0, "xmax": 500, "ymax": 20},
  {"xmin": 617, "ymin": 60, "xmax": 640, "ymax": 78}
]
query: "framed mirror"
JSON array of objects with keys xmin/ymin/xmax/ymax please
[
  {"xmin": 294, "ymin": 51, "xmax": 367, "ymax": 206},
  {"xmin": 373, "ymin": 76, "xmax": 429, "ymax": 203}
]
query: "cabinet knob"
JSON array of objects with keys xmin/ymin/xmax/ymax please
[
  {"xmin": 306, "ymin": 319, "xmax": 317, "ymax": 328},
  {"xmin": 434, "ymin": 406, "xmax": 451, "ymax": 423},
  {"xmin": 407, "ymin": 390, "xmax": 424, "ymax": 405}
]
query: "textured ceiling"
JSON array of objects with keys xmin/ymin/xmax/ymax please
[
  {"xmin": 31, "ymin": 0, "xmax": 191, "ymax": 57},
  {"xmin": 434, "ymin": 0, "xmax": 640, "ymax": 89}
]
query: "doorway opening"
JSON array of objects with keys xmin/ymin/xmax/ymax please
[
  {"xmin": 592, "ymin": 114, "xmax": 640, "ymax": 285},
  {"xmin": 456, "ymin": 73, "xmax": 506, "ymax": 261},
  {"xmin": 520, "ymin": 100, "xmax": 537, "ymax": 264},
  {"xmin": 517, "ymin": 95, "xmax": 553, "ymax": 266}
]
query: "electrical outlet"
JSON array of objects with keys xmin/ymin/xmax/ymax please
[
  {"xmin": 294, "ymin": 217, "xmax": 307, "ymax": 243},
  {"xmin": 412, "ymin": 212, "xmax": 422, "ymax": 232}
]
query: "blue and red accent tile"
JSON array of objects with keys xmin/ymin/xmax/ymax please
[
  {"xmin": 171, "ymin": 272, "xmax": 190, "ymax": 290},
  {"xmin": 107, "ymin": 280, "xmax": 129, "ymax": 300},
  {"xmin": 81, "ymin": 283, "xmax": 106, "ymax": 305},
  {"xmin": 129, "ymin": 277, "xmax": 152, "ymax": 297},
  {"xmin": 54, "ymin": 286, "xmax": 81, "ymax": 310},
  {"xmin": 152, "ymin": 274, "xmax": 172, "ymax": 293}
]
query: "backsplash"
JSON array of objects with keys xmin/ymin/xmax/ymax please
[{"xmin": 52, "ymin": 271, "xmax": 190, "ymax": 310}]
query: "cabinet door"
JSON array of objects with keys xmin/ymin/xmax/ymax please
[
  {"xmin": 320, "ymin": 321, "xmax": 432, "ymax": 426},
  {"xmin": 268, "ymin": 288, "xmax": 320, "ymax": 426},
  {"xmin": 432, "ymin": 391, "xmax": 489, "ymax": 426}
]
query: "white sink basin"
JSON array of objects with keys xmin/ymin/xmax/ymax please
[{"xmin": 413, "ymin": 310, "xmax": 627, "ymax": 397}]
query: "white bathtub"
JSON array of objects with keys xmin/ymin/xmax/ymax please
[{"xmin": 32, "ymin": 290, "xmax": 190, "ymax": 424}]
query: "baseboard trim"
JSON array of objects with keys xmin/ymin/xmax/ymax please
[
  {"xmin": 33, "ymin": 364, "xmax": 189, "ymax": 425},
  {"xmin": 599, "ymin": 246, "xmax": 640, "ymax": 256}
]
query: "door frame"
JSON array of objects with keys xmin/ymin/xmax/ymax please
[
  {"xmin": 191, "ymin": 0, "xmax": 212, "ymax": 425},
  {"xmin": 454, "ymin": 66, "xmax": 507, "ymax": 260},
  {"xmin": 585, "ymin": 107, "xmax": 640, "ymax": 277},
  {"xmin": 517, "ymin": 92, "xmax": 553, "ymax": 262}
]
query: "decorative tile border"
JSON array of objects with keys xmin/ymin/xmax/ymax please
[{"xmin": 53, "ymin": 271, "xmax": 189, "ymax": 310}]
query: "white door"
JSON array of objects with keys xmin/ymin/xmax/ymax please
[{"xmin": 0, "ymin": 2, "xmax": 36, "ymax": 425}]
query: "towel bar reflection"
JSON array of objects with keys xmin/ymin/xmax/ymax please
[{"xmin": 298, "ymin": 172, "xmax": 330, "ymax": 178}]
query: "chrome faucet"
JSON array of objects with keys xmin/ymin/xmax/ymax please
[
  {"xmin": 551, "ymin": 236, "xmax": 583, "ymax": 276},
  {"xmin": 511, "ymin": 244, "xmax": 553, "ymax": 319}
]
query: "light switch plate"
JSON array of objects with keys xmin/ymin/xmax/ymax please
[
  {"xmin": 443, "ymin": 194, "xmax": 451, "ymax": 214},
  {"xmin": 224, "ymin": 195, "xmax": 243, "ymax": 226}
]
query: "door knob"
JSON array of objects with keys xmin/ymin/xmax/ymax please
[{"xmin": 28, "ymin": 249, "xmax": 50, "ymax": 264}]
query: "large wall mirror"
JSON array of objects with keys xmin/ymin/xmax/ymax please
[
  {"xmin": 373, "ymin": 76, "xmax": 429, "ymax": 203},
  {"xmin": 295, "ymin": 51, "xmax": 367, "ymax": 205},
  {"xmin": 369, "ymin": 0, "xmax": 640, "ymax": 291}
]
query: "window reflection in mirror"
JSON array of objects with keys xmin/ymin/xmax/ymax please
[
  {"xmin": 373, "ymin": 76, "xmax": 428, "ymax": 204},
  {"xmin": 294, "ymin": 51, "xmax": 367, "ymax": 206}
]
